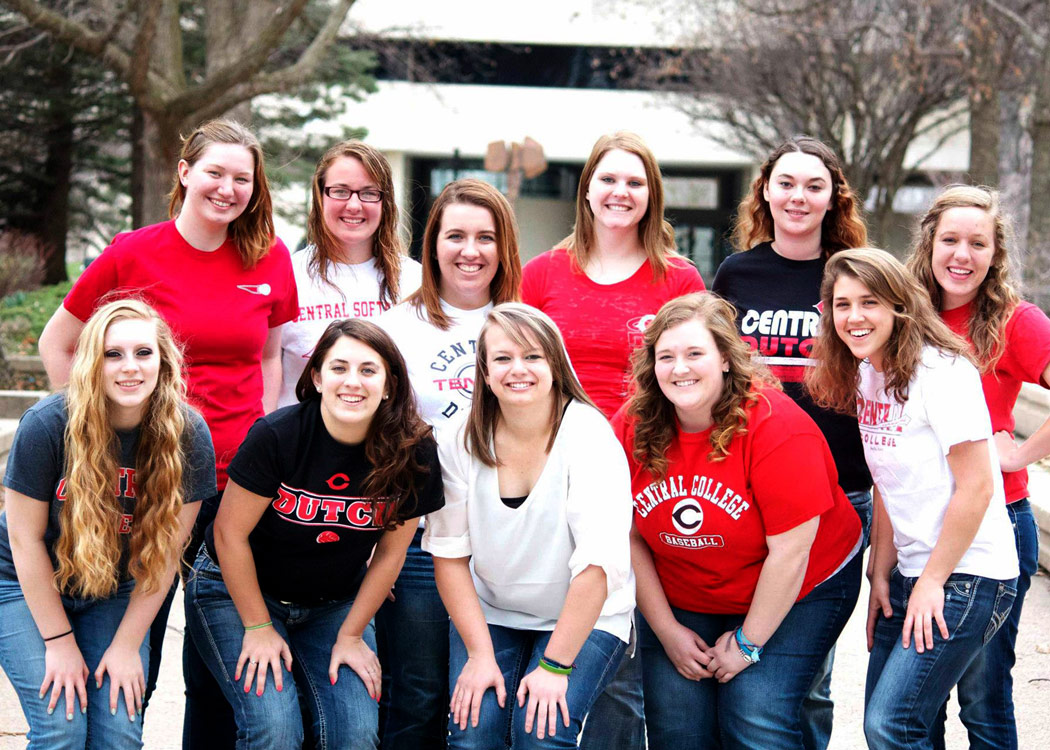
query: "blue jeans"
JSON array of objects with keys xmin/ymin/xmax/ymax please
[
  {"xmin": 639, "ymin": 550, "xmax": 862, "ymax": 750},
  {"xmin": 931, "ymin": 498, "xmax": 1038, "ymax": 750},
  {"xmin": 0, "ymin": 578, "xmax": 148, "ymax": 750},
  {"xmin": 864, "ymin": 569, "xmax": 1017, "ymax": 750},
  {"xmin": 447, "ymin": 622, "xmax": 626, "ymax": 749},
  {"xmin": 184, "ymin": 549, "xmax": 379, "ymax": 750},
  {"xmin": 801, "ymin": 488, "xmax": 872, "ymax": 750},
  {"xmin": 376, "ymin": 528, "xmax": 449, "ymax": 750},
  {"xmin": 577, "ymin": 630, "xmax": 645, "ymax": 750}
]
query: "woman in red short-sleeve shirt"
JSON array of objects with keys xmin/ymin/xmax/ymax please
[{"xmin": 614, "ymin": 292, "xmax": 861, "ymax": 750}]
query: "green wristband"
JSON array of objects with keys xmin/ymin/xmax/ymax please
[
  {"xmin": 538, "ymin": 657, "xmax": 573, "ymax": 676},
  {"xmin": 244, "ymin": 620, "xmax": 273, "ymax": 632}
]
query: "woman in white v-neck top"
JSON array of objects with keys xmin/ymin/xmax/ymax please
[{"xmin": 424, "ymin": 303, "xmax": 634, "ymax": 749}]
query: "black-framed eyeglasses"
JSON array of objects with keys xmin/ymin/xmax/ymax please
[{"xmin": 323, "ymin": 186, "xmax": 383, "ymax": 203}]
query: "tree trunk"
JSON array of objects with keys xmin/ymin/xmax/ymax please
[
  {"xmin": 39, "ymin": 58, "xmax": 74, "ymax": 284},
  {"xmin": 137, "ymin": 110, "xmax": 186, "ymax": 226},
  {"xmin": 967, "ymin": 2, "xmax": 1001, "ymax": 186},
  {"xmin": 1025, "ymin": 42, "xmax": 1050, "ymax": 309}
]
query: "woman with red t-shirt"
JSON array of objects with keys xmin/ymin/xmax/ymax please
[
  {"xmin": 614, "ymin": 293, "xmax": 861, "ymax": 750},
  {"xmin": 38, "ymin": 119, "xmax": 298, "ymax": 748},
  {"xmin": 521, "ymin": 132, "xmax": 704, "ymax": 748},
  {"xmin": 907, "ymin": 185, "xmax": 1050, "ymax": 750}
]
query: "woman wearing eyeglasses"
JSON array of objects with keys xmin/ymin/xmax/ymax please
[{"xmin": 277, "ymin": 141, "xmax": 423, "ymax": 408}]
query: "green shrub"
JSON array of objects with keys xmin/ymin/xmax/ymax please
[{"xmin": 0, "ymin": 281, "xmax": 73, "ymax": 355}]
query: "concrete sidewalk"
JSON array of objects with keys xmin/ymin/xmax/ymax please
[{"xmin": 2, "ymin": 566, "xmax": 1048, "ymax": 748}]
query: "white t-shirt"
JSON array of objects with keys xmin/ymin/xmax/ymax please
[
  {"xmin": 277, "ymin": 248, "xmax": 422, "ymax": 408},
  {"xmin": 857, "ymin": 346, "xmax": 1018, "ymax": 580},
  {"xmin": 377, "ymin": 299, "xmax": 491, "ymax": 426},
  {"xmin": 422, "ymin": 401, "xmax": 636, "ymax": 642}
]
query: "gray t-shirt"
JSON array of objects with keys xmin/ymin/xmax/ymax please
[{"xmin": 0, "ymin": 392, "xmax": 216, "ymax": 587}]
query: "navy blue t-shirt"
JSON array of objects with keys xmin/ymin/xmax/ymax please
[
  {"xmin": 0, "ymin": 392, "xmax": 216, "ymax": 586},
  {"xmin": 208, "ymin": 398, "xmax": 444, "ymax": 604}
]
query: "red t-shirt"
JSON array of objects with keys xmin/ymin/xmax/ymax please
[
  {"xmin": 942, "ymin": 300, "xmax": 1050, "ymax": 503},
  {"xmin": 64, "ymin": 220, "xmax": 298, "ymax": 488},
  {"xmin": 612, "ymin": 387, "xmax": 860, "ymax": 614},
  {"xmin": 521, "ymin": 248, "xmax": 705, "ymax": 418}
]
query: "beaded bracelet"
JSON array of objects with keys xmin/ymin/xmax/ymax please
[{"xmin": 244, "ymin": 620, "xmax": 273, "ymax": 632}]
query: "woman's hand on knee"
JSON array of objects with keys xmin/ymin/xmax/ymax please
[
  {"xmin": 94, "ymin": 639, "xmax": 145, "ymax": 721},
  {"xmin": 40, "ymin": 634, "xmax": 88, "ymax": 721},
  {"xmin": 658, "ymin": 621, "xmax": 713, "ymax": 681},
  {"xmin": 329, "ymin": 632, "xmax": 381, "ymax": 700},
  {"xmin": 451, "ymin": 654, "xmax": 506, "ymax": 731},
  {"xmin": 706, "ymin": 630, "xmax": 752, "ymax": 684},
  {"xmin": 517, "ymin": 667, "xmax": 570, "ymax": 741},
  {"xmin": 902, "ymin": 575, "xmax": 948, "ymax": 653},
  {"xmin": 235, "ymin": 626, "xmax": 292, "ymax": 697}
]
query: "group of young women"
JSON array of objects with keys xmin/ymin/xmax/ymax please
[{"xmin": 0, "ymin": 117, "xmax": 1044, "ymax": 750}]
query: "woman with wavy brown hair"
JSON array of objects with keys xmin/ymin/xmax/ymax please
[
  {"xmin": 711, "ymin": 135, "xmax": 871, "ymax": 749},
  {"xmin": 184, "ymin": 318, "xmax": 444, "ymax": 750},
  {"xmin": 906, "ymin": 186, "xmax": 1049, "ymax": 749},
  {"xmin": 0, "ymin": 299, "xmax": 215, "ymax": 749},
  {"xmin": 277, "ymin": 140, "xmax": 422, "ymax": 408},
  {"xmin": 616, "ymin": 292, "xmax": 862, "ymax": 750},
  {"xmin": 805, "ymin": 248, "xmax": 1018, "ymax": 750}
]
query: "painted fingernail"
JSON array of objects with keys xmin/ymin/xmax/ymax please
[
  {"xmin": 96, "ymin": 680, "xmax": 101, "ymax": 689},
  {"xmin": 81, "ymin": 705, "xmax": 86, "ymax": 714},
  {"xmin": 330, "ymin": 677, "xmax": 336, "ymax": 685},
  {"xmin": 276, "ymin": 684, "xmax": 282, "ymax": 692},
  {"xmin": 67, "ymin": 711, "xmax": 74, "ymax": 721},
  {"xmin": 111, "ymin": 707, "xmax": 117, "ymax": 716},
  {"xmin": 47, "ymin": 706, "xmax": 54, "ymax": 715},
  {"xmin": 257, "ymin": 689, "xmax": 263, "ymax": 696},
  {"xmin": 129, "ymin": 713, "xmax": 136, "ymax": 723}
]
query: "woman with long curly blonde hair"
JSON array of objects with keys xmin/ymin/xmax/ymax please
[
  {"xmin": 0, "ymin": 299, "xmax": 215, "ymax": 749},
  {"xmin": 805, "ymin": 248, "xmax": 1018, "ymax": 750},
  {"xmin": 906, "ymin": 186, "xmax": 1049, "ymax": 749},
  {"xmin": 616, "ymin": 292, "xmax": 862, "ymax": 750}
]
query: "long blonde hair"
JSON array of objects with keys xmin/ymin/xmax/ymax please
[
  {"xmin": 906, "ymin": 184, "xmax": 1019, "ymax": 371},
  {"xmin": 805, "ymin": 248, "xmax": 972, "ymax": 413},
  {"xmin": 58, "ymin": 299, "xmax": 188, "ymax": 598},
  {"xmin": 628, "ymin": 293, "xmax": 778, "ymax": 478},
  {"xmin": 564, "ymin": 132, "xmax": 683, "ymax": 279},
  {"xmin": 306, "ymin": 141, "xmax": 406, "ymax": 306},
  {"xmin": 465, "ymin": 303, "xmax": 595, "ymax": 467},
  {"xmin": 167, "ymin": 119, "xmax": 275, "ymax": 269}
]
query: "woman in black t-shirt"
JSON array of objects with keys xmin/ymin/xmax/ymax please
[
  {"xmin": 184, "ymin": 319, "xmax": 444, "ymax": 750},
  {"xmin": 711, "ymin": 135, "xmax": 870, "ymax": 749}
]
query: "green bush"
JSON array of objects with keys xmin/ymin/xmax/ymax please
[{"xmin": 0, "ymin": 282, "xmax": 73, "ymax": 355}]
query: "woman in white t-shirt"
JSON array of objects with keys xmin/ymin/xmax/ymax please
[
  {"xmin": 276, "ymin": 141, "xmax": 422, "ymax": 408},
  {"xmin": 806, "ymin": 247, "xmax": 1019, "ymax": 750},
  {"xmin": 375, "ymin": 179, "xmax": 522, "ymax": 749},
  {"xmin": 424, "ymin": 303, "xmax": 634, "ymax": 749}
]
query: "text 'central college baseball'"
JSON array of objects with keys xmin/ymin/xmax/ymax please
[{"xmin": 2, "ymin": 122, "xmax": 1041, "ymax": 750}]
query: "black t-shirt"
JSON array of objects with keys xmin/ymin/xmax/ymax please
[
  {"xmin": 208, "ymin": 399, "xmax": 444, "ymax": 604},
  {"xmin": 711, "ymin": 242, "xmax": 872, "ymax": 493},
  {"xmin": 0, "ymin": 392, "xmax": 216, "ymax": 587}
]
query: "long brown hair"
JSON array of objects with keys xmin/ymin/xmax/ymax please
[
  {"xmin": 406, "ymin": 179, "xmax": 522, "ymax": 331},
  {"xmin": 306, "ymin": 141, "xmax": 407, "ymax": 306},
  {"xmin": 733, "ymin": 135, "xmax": 867, "ymax": 255},
  {"xmin": 805, "ymin": 248, "xmax": 972, "ymax": 413},
  {"xmin": 58, "ymin": 299, "xmax": 189, "ymax": 598},
  {"xmin": 564, "ymin": 131, "xmax": 682, "ymax": 279},
  {"xmin": 295, "ymin": 319, "xmax": 433, "ymax": 528},
  {"xmin": 465, "ymin": 303, "xmax": 596, "ymax": 467},
  {"xmin": 167, "ymin": 119, "xmax": 275, "ymax": 269},
  {"xmin": 627, "ymin": 293, "xmax": 778, "ymax": 479},
  {"xmin": 906, "ymin": 184, "xmax": 1019, "ymax": 371}
]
